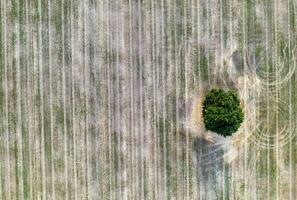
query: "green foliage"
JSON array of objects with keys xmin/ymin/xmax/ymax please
[{"xmin": 202, "ymin": 89, "xmax": 244, "ymax": 137}]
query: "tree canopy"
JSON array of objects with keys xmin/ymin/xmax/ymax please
[{"xmin": 202, "ymin": 89, "xmax": 244, "ymax": 137}]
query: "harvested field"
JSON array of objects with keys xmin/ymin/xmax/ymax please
[{"xmin": 0, "ymin": 0, "xmax": 296, "ymax": 199}]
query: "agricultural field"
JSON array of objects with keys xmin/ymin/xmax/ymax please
[{"xmin": 0, "ymin": 0, "xmax": 296, "ymax": 199}]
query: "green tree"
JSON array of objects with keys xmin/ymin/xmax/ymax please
[{"xmin": 202, "ymin": 89, "xmax": 244, "ymax": 137}]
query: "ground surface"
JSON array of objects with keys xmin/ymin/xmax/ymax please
[{"xmin": 0, "ymin": 0, "xmax": 297, "ymax": 199}]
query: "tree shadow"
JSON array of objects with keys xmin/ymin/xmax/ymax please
[{"xmin": 193, "ymin": 136, "xmax": 226, "ymax": 199}]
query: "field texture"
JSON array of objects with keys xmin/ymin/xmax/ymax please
[{"xmin": 0, "ymin": 0, "xmax": 297, "ymax": 199}]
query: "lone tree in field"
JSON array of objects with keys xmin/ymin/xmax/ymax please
[{"xmin": 202, "ymin": 89, "xmax": 244, "ymax": 137}]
